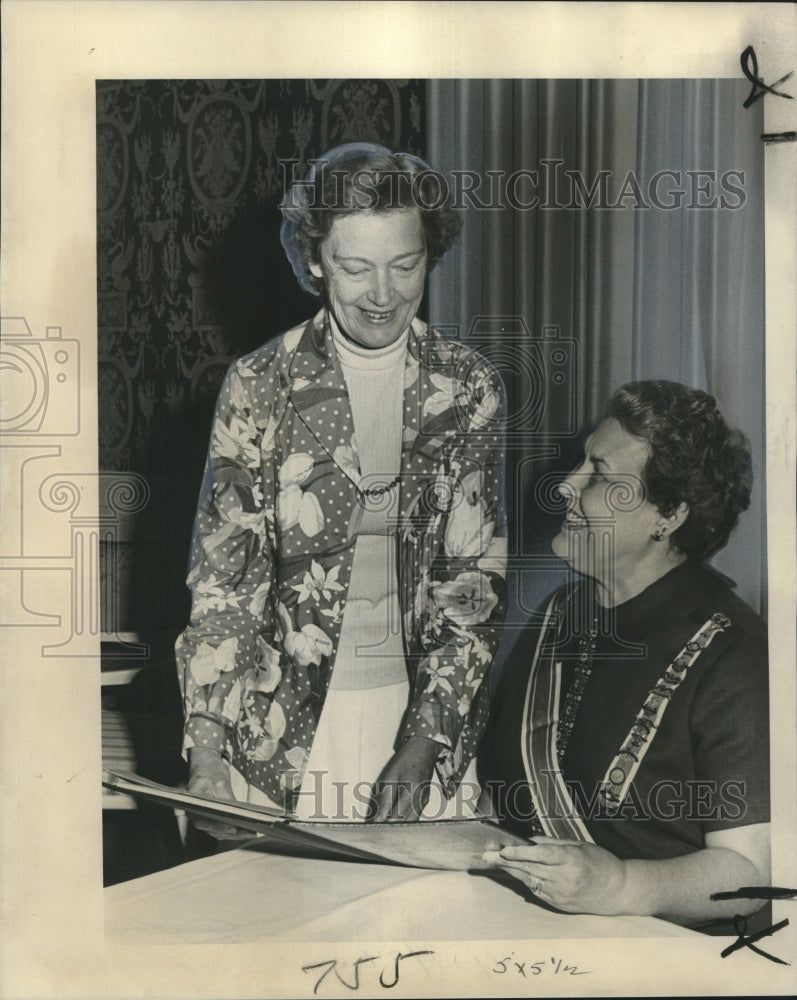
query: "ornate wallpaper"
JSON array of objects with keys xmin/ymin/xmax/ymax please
[
  {"xmin": 96, "ymin": 78, "xmax": 425, "ymax": 633},
  {"xmin": 97, "ymin": 78, "xmax": 425, "ymax": 472}
]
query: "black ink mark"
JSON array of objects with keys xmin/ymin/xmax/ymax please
[
  {"xmin": 761, "ymin": 131, "xmax": 797, "ymax": 144},
  {"xmin": 378, "ymin": 950, "xmax": 434, "ymax": 989},
  {"xmin": 712, "ymin": 886, "xmax": 797, "ymax": 902},
  {"xmin": 303, "ymin": 952, "xmax": 434, "ymax": 995},
  {"xmin": 562, "ymin": 962, "xmax": 590, "ymax": 976},
  {"xmin": 302, "ymin": 956, "xmax": 378, "ymax": 995},
  {"xmin": 720, "ymin": 915, "xmax": 790, "ymax": 965},
  {"xmin": 492, "ymin": 954, "xmax": 591, "ymax": 977},
  {"xmin": 741, "ymin": 45, "xmax": 795, "ymax": 108},
  {"xmin": 303, "ymin": 959, "xmax": 337, "ymax": 996}
]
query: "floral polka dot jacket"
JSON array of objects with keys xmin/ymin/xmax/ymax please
[{"xmin": 175, "ymin": 309, "xmax": 508, "ymax": 808}]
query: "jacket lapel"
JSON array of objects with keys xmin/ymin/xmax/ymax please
[
  {"xmin": 400, "ymin": 320, "xmax": 463, "ymax": 489},
  {"xmin": 403, "ymin": 319, "xmax": 462, "ymax": 450},
  {"xmin": 398, "ymin": 322, "xmax": 465, "ymax": 634},
  {"xmin": 288, "ymin": 313, "xmax": 464, "ymax": 544},
  {"xmin": 288, "ymin": 310, "xmax": 361, "ymax": 489}
]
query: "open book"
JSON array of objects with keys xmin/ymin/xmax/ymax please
[{"xmin": 102, "ymin": 769, "xmax": 531, "ymax": 871}]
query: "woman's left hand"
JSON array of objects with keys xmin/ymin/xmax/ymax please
[{"xmin": 483, "ymin": 836, "xmax": 628, "ymax": 915}]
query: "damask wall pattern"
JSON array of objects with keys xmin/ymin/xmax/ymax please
[
  {"xmin": 96, "ymin": 78, "xmax": 425, "ymax": 473},
  {"xmin": 96, "ymin": 78, "xmax": 425, "ymax": 634}
]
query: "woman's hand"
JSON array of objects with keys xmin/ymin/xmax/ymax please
[
  {"xmin": 485, "ymin": 827, "xmax": 772, "ymax": 924},
  {"xmin": 369, "ymin": 736, "xmax": 440, "ymax": 823},
  {"xmin": 483, "ymin": 836, "xmax": 628, "ymax": 915},
  {"xmin": 187, "ymin": 747, "xmax": 253, "ymax": 840}
]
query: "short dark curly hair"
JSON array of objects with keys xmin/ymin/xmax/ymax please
[
  {"xmin": 606, "ymin": 380, "xmax": 753, "ymax": 560},
  {"xmin": 279, "ymin": 143, "xmax": 462, "ymax": 295}
]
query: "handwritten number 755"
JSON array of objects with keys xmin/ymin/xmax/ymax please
[{"xmin": 302, "ymin": 951, "xmax": 434, "ymax": 995}]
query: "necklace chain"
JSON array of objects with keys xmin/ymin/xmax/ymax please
[
  {"xmin": 357, "ymin": 474, "xmax": 400, "ymax": 498},
  {"xmin": 556, "ymin": 617, "xmax": 599, "ymax": 761}
]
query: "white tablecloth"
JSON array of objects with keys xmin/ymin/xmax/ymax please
[{"xmin": 104, "ymin": 840, "xmax": 697, "ymax": 943}]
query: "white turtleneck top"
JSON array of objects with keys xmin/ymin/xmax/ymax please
[{"xmin": 328, "ymin": 319, "xmax": 409, "ymax": 690}]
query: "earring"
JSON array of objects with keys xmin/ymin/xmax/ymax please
[{"xmin": 652, "ymin": 527, "xmax": 666, "ymax": 541}]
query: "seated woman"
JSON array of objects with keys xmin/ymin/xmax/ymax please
[{"xmin": 480, "ymin": 380, "xmax": 770, "ymax": 933}]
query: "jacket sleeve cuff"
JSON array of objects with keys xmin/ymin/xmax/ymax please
[
  {"xmin": 398, "ymin": 699, "xmax": 455, "ymax": 753},
  {"xmin": 184, "ymin": 713, "xmax": 231, "ymax": 760}
]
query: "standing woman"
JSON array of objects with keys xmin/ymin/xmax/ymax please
[
  {"xmin": 176, "ymin": 144, "xmax": 507, "ymax": 830},
  {"xmin": 480, "ymin": 381, "xmax": 770, "ymax": 932}
]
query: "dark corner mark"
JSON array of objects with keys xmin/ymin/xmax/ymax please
[
  {"xmin": 739, "ymin": 44, "xmax": 796, "ymax": 145},
  {"xmin": 740, "ymin": 45, "xmax": 794, "ymax": 108},
  {"xmin": 710, "ymin": 886, "xmax": 797, "ymax": 965},
  {"xmin": 761, "ymin": 132, "xmax": 797, "ymax": 145}
]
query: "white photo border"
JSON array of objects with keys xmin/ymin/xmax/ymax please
[{"xmin": 2, "ymin": 2, "xmax": 795, "ymax": 997}]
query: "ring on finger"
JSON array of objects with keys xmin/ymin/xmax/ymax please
[{"xmin": 532, "ymin": 876, "xmax": 544, "ymax": 895}]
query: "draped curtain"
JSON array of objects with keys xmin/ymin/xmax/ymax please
[{"xmin": 427, "ymin": 79, "xmax": 766, "ymax": 641}]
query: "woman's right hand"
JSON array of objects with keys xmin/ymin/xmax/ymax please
[{"xmin": 187, "ymin": 747, "xmax": 252, "ymax": 840}]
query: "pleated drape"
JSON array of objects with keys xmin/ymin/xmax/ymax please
[{"xmin": 428, "ymin": 79, "xmax": 766, "ymax": 625}]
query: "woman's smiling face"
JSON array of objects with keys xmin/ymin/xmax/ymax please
[
  {"xmin": 309, "ymin": 208, "xmax": 427, "ymax": 349},
  {"xmin": 551, "ymin": 418, "xmax": 665, "ymax": 587}
]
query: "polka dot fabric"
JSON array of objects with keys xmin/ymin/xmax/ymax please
[{"xmin": 175, "ymin": 309, "xmax": 508, "ymax": 806}]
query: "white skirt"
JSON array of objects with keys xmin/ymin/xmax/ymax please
[{"xmin": 293, "ymin": 680, "xmax": 409, "ymax": 821}]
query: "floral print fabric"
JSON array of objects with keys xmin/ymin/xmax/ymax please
[{"xmin": 175, "ymin": 309, "xmax": 507, "ymax": 808}]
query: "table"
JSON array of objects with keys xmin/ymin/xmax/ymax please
[{"xmin": 104, "ymin": 840, "xmax": 698, "ymax": 943}]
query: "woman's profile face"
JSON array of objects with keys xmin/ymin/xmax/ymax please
[
  {"xmin": 551, "ymin": 418, "xmax": 664, "ymax": 585},
  {"xmin": 309, "ymin": 208, "xmax": 427, "ymax": 349}
]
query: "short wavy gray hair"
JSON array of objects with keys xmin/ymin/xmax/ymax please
[{"xmin": 279, "ymin": 142, "xmax": 462, "ymax": 295}]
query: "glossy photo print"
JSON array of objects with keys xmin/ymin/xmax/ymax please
[{"xmin": 2, "ymin": 4, "xmax": 795, "ymax": 999}]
